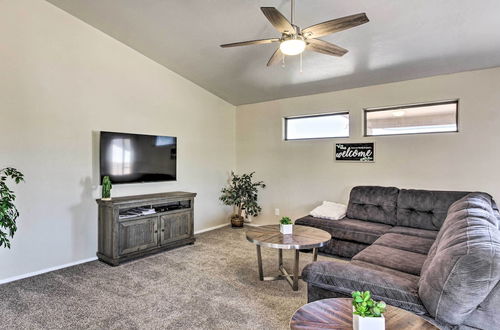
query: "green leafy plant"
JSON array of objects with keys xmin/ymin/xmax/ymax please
[
  {"xmin": 0, "ymin": 167, "xmax": 25, "ymax": 249},
  {"xmin": 102, "ymin": 176, "xmax": 112, "ymax": 199},
  {"xmin": 280, "ymin": 216, "xmax": 292, "ymax": 225},
  {"xmin": 352, "ymin": 291, "xmax": 386, "ymax": 317},
  {"xmin": 220, "ymin": 172, "xmax": 265, "ymax": 219}
]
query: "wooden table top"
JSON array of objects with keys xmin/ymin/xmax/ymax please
[
  {"xmin": 246, "ymin": 225, "xmax": 331, "ymax": 250},
  {"xmin": 290, "ymin": 298, "xmax": 438, "ymax": 330}
]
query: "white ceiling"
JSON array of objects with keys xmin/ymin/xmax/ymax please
[{"xmin": 46, "ymin": 0, "xmax": 500, "ymax": 105}]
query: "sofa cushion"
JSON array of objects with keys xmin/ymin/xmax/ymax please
[
  {"xmin": 346, "ymin": 186, "xmax": 399, "ymax": 225},
  {"xmin": 389, "ymin": 226, "xmax": 438, "ymax": 239},
  {"xmin": 351, "ymin": 260, "xmax": 420, "ymax": 283},
  {"xmin": 396, "ymin": 189, "xmax": 469, "ymax": 230},
  {"xmin": 318, "ymin": 239, "xmax": 368, "ymax": 258},
  {"xmin": 373, "ymin": 233, "xmax": 435, "ymax": 255},
  {"xmin": 295, "ymin": 216, "xmax": 392, "ymax": 244},
  {"xmin": 353, "ymin": 245, "xmax": 427, "ymax": 276},
  {"xmin": 419, "ymin": 193, "xmax": 500, "ymax": 326},
  {"xmin": 302, "ymin": 261, "xmax": 427, "ymax": 314},
  {"xmin": 462, "ymin": 281, "xmax": 500, "ymax": 330}
]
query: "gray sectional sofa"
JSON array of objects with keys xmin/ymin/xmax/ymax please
[{"xmin": 295, "ymin": 186, "xmax": 500, "ymax": 330}]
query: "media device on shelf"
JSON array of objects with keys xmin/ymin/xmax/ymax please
[
  {"xmin": 117, "ymin": 201, "xmax": 191, "ymax": 220},
  {"xmin": 100, "ymin": 131, "xmax": 177, "ymax": 184}
]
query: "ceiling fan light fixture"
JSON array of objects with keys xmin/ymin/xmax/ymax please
[
  {"xmin": 220, "ymin": 4, "xmax": 369, "ymax": 67},
  {"xmin": 280, "ymin": 38, "xmax": 306, "ymax": 56}
]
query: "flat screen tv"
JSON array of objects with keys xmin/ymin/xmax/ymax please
[{"xmin": 100, "ymin": 131, "xmax": 177, "ymax": 184}]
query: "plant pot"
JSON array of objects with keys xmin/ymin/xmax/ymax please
[
  {"xmin": 280, "ymin": 224, "xmax": 293, "ymax": 235},
  {"xmin": 353, "ymin": 314, "xmax": 385, "ymax": 330},
  {"xmin": 101, "ymin": 197, "xmax": 112, "ymax": 201},
  {"xmin": 231, "ymin": 215, "xmax": 244, "ymax": 227}
]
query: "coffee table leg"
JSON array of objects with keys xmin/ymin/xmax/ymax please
[
  {"xmin": 293, "ymin": 249, "xmax": 300, "ymax": 291},
  {"xmin": 278, "ymin": 248, "xmax": 283, "ymax": 268},
  {"xmin": 256, "ymin": 245, "xmax": 263, "ymax": 281},
  {"xmin": 313, "ymin": 248, "xmax": 318, "ymax": 262}
]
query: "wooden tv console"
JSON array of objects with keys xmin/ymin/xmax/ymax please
[{"xmin": 96, "ymin": 191, "xmax": 196, "ymax": 266}]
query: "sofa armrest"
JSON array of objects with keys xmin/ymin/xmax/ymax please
[{"xmin": 302, "ymin": 261, "xmax": 426, "ymax": 313}]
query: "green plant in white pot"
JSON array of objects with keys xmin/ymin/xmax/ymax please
[
  {"xmin": 0, "ymin": 167, "xmax": 25, "ymax": 248},
  {"xmin": 279, "ymin": 216, "xmax": 293, "ymax": 235},
  {"xmin": 352, "ymin": 291, "xmax": 386, "ymax": 330}
]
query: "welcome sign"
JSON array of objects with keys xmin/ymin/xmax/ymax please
[{"xmin": 335, "ymin": 143, "xmax": 374, "ymax": 162}]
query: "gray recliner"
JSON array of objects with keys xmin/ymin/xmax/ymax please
[{"xmin": 300, "ymin": 187, "xmax": 500, "ymax": 329}]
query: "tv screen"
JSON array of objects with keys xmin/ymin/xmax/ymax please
[{"xmin": 100, "ymin": 131, "xmax": 177, "ymax": 184}]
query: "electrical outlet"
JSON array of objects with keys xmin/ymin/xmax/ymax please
[{"xmin": 275, "ymin": 208, "xmax": 280, "ymax": 216}]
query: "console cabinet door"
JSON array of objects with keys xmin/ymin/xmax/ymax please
[
  {"xmin": 160, "ymin": 211, "xmax": 192, "ymax": 245},
  {"xmin": 118, "ymin": 216, "xmax": 158, "ymax": 255}
]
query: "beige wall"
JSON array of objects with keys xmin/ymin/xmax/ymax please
[
  {"xmin": 236, "ymin": 68, "xmax": 500, "ymax": 225},
  {"xmin": 2, "ymin": 0, "xmax": 499, "ymax": 284},
  {"xmin": 0, "ymin": 0, "xmax": 235, "ymax": 281}
]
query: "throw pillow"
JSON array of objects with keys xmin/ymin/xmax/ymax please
[{"xmin": 310, "ymin": 201, "xmax": 347, "ymax": 220}]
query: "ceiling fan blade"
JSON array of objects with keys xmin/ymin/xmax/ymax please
[
  {"xmin": 307, "ymin": 39, "xmax": 348, "ymax": 57},
  {"xmin": 267, "ymin": 47, "xmax": 283, "ymax": 66},
  {"xmin": 261, "ymin": 7, "xmax": 294, "ymax": 34},
  {"xmin": 220, "ymin": 38, "xmax": 280, "ymax": 48},
  {"xmin": 302, "ymin": 13, "xmax": 369, "ymax": 38}
]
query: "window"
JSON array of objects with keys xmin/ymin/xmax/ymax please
[
  {"xmin": 284, "ymin": 112, "xmax": 349, "ymax": 140},
  {"xmin": 364, "ymin": 100, "xmax": 458, "ymax": 136}
]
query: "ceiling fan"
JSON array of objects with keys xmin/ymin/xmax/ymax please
[{"xmin": 220, "ymin": 0, "xmax": 369, "ymax": 66}]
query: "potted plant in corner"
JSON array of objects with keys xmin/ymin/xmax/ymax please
[
  {"xmin": 280, "ymin": 216, "xmax": 293, "ymax": 235},
  {"xmin": 352, "ymin": 291, "xmax": 386, "ymax": 330},
  {"xmin": 0, "ymin": 167, "xmax": 25, "ymax": 249},
  {"xmin": 219, "ymin": 171, "xmax": 265, "ymax": 227}
]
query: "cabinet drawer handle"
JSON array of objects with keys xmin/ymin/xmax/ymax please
[
  {"xmin": 154, "ymin": 230, "xmax": 158, "ymax": 233},
  {"xmin": 161, "ymin": 229, "xmax": 165, "ymax": 232}
]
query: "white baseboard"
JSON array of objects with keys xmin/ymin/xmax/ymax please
[
  {"xmin": 1, "ymin": 224, "xmax": 230, "ymax": 285},
  {"xmin": 0, "ymin": 256, "xmax": 98, "ymax": 285},
  {"xmin": 194, "ymin": 222, "xmax": 229, "ymax": 234}
]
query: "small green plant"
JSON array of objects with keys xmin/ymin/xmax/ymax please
[
  {"xmin": 102, "ymin": 176, "xmax": 112, "ymax": 199},
  {"xmin": 0, "ymin": 167, "xmax": 25, "ymax": 249},
  {"xmin": 352, "ymin": 291, "xmax": 386, "ymax": 317},
  {"xmin": 280, "ymin": 216, "xmax": 292, "ymax": 225}
]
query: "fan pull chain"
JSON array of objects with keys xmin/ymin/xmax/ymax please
[
  {"xmin": 300, "ymin": 52, "xmax": 303, "ymax": 73},
  {"xmin": 282, "ymin": 55, "xmax": 285, "ymax": 68}
]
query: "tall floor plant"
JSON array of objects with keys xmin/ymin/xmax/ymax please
[
  {"xmin": 220, "ymin": 171, "xmax": 265, "ymax": 227},
  {"xmin": 0, "ymin": 167, "xmax": 24, "ymax": 248}
]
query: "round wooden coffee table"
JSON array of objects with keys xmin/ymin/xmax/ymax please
[
  {"xmin": 246, "ymin": 225, "xmax": 331, "ymax": 291},
  {"xmin": 290, "ymin": 298, "xmax": 438, "ymax": 329}
]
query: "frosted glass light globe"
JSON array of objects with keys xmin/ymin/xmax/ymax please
[{"xmin": 280, "ymin": 39, "xmax": 306, "ymax": 56}]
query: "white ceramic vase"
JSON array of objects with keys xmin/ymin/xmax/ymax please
[
  {"xmin": 353, "ymin": 314, "xmax": 385, "ymax": 330},
  {"xmin": 280, "ymin": 224, "xmax": 293, "ymax": 235}
]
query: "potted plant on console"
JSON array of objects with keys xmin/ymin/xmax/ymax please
[
  {"xmin": 219, "ymin": 171, "xmax": 265, "ymax": 227},
  {"xmin": 352, "ymin": 291, "xmax": 386, "ymax": 330},
  {"xmin": 280, "ymin": 216, "xmax": 293, "ymax": 235},
  {"xmin": 101, "ymin": 175, "xmax": 112, "ymax": 201}
]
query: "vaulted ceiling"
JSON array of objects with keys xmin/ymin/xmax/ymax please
[{"xmin": 46, "ymin": 0, "xmax": 500, "ymax": 105}]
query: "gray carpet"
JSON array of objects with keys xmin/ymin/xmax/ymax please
[{"xmin": 0, "ymin": 226, "xmax": 338, "ymax": 329}]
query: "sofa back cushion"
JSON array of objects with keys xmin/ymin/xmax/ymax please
[
  {"xmin": 396, "ymin": 189, "xmax": 469, "ymax": 230},
  {"xmin": 346, "ymin": 186, "xmax": 399, "ymax": 225},
  {"xmin": 418, "ymin": 193, "xmax": 500, "ymax": 326},
  {"xmin": 463, "ymin": 281, "xmax": 500, "ymax": 330}
]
